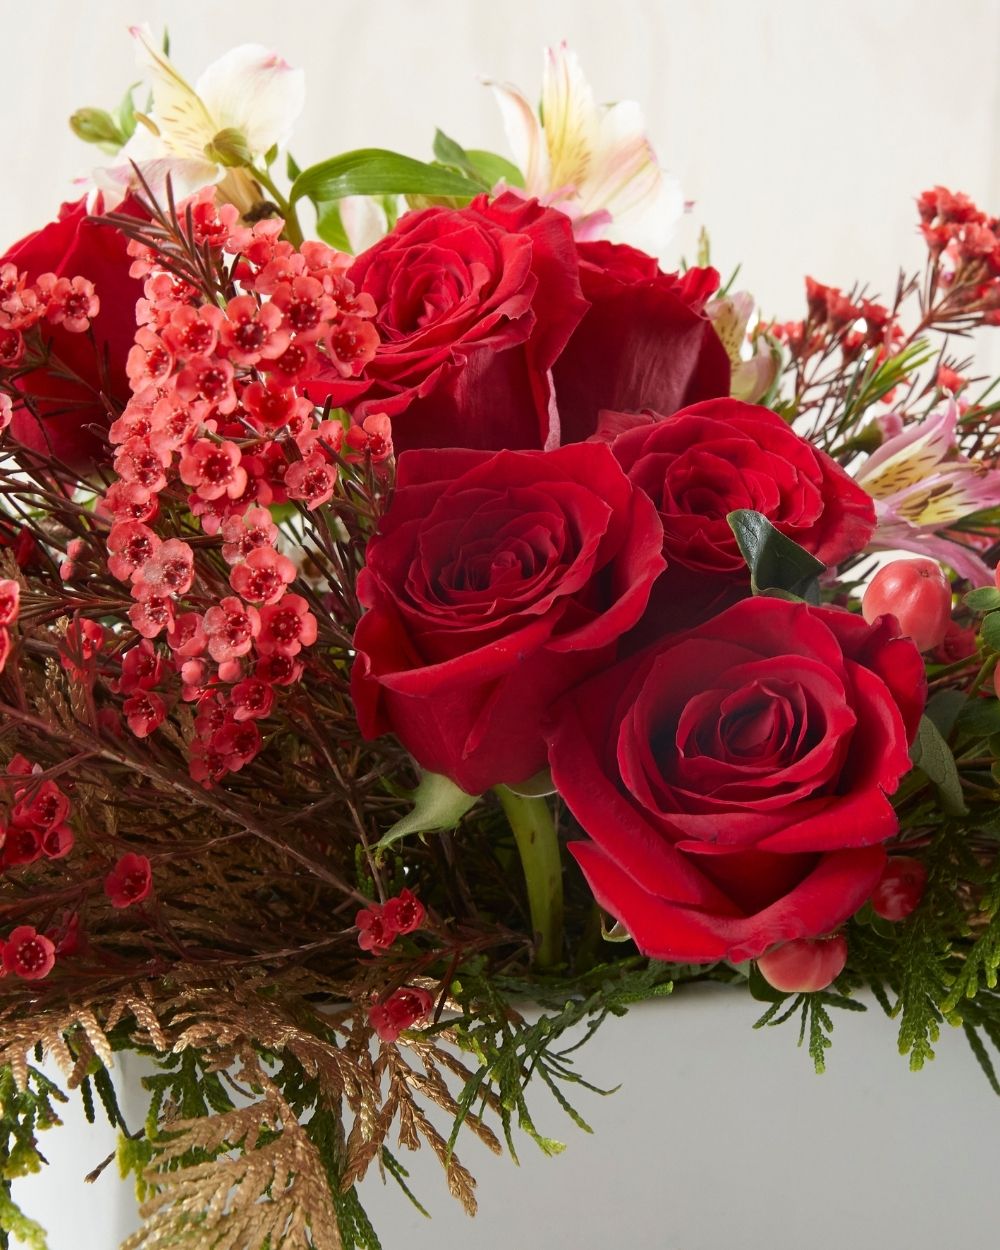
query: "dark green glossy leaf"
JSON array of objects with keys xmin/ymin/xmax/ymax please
[
  {"xmin": 910, "ymin": 714, "xmax": 967, "ymax": 814},
  {"xmin": 726, "ymin": 509, "xmax": 824, "ymax": 601}
]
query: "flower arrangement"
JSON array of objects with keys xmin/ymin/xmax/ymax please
[{"xmin": 3, "ymin": 27, "xmax": 1000, "ymax": 1248}]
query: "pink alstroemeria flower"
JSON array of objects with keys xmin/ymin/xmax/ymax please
[
  {"xmin": 856, "ymin": 400, "xmax": 1000, "ymax": 584},
  {"xmin": 487, "ymin": 43, "xmax": 683, "ymax": 257}
]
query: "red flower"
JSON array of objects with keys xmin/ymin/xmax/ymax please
[
  {"xmin": 2, "ymin": 926, "xmax": 56, "ymax": 980},
  {"xmin": 550, "ymin": 242, "xmax": 730, "ymax": 446},
  {"xmin": 352, "ymin": 443, "xmax": 665, "ymax": 794},
  {"xmin": 356, "ymin": 888, "xmax": 426, "ymax": 953},
  {"xmin": 356, "ymin": 906, "xmax": 394, "ymax": 952},
  {"xmin": 547, "ymin": 597, "xmax": 925, "ymax": 963},
  {"xmin": 257, "ymin": 594, "xmax": 316, "ymax": 657},
  {"xmin": 0, "ymin": 579, "xmax": 19, "ymax": 625},
  {"xmin": 368, "ymin": 986, "xmax": 435, "ymax": 1042},
  {"xmin": 123, "ymin": 691, "xmax": 166, "ymax": 738},
  {"xmin": 307, "ymin": 193, "xmax": 589, "ymax": 452},
  {"xmin": 104, "ymin": 852, "xmax": 152, "ymax": 909},
  {"xmin": 1, "ymin": 196, "xmax": 145, "ymax": 468},
  {"xmin": 610, "ymin": 399, "xmax": 875, "ymax": 573}
]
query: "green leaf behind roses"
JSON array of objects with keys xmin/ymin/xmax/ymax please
[
  {"xmin": 290, "ymin": 148, "xmax": 482, "ymax": 205},
  {"xmin": 374, "ymin": 770, "xmax": 480, "ymax": 857},
  {"xmin": 432, "ymin": 129, "xmax": 525, "ymax": 190},
  {"xmin": 910, "ymin": 714, "xmax": 968, "ymax": 815},
  {"xmin": 726, "ymin": 509, "xmax": 824, "ymax": 602}
]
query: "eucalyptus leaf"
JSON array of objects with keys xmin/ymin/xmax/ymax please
[
  {"xmin": 955, "ymin": 698, "xmax": 1000, "ymax": 741},
  {"xmin": 924, "ymin": 688, "xmax": 967, "ymax": 739},
  {"xmin": 726, "ymin": 509, "xmax": 825, "ymax": 602},
  {"xmin": 291, "ymin": 148, "xmax": 481, "ymax": 205},
  {"xmin": 373, "ymin": 771, "xmax": 480, "ymax": 856},
  {"xmin": 910, "ymin": 714, "xmax": 967, "ymax": 815}
]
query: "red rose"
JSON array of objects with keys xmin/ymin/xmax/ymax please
[
  {"xmin": 352, "ymin": 442, "xmax": 665, "ymax": 794},
  {"xmin": 547, "ymin": 597, "xmax": 925, "ymax": 962},
  {"xmin": 611, "ymin": 399, "xmax": 876, "ymax": 572},
  {"xmin": 309, "ymin": 192, "xmax": 588, "ymax": 452},
  {"xmin": 551, "ymin": 242, "xmax": 731, "ymax": 446},
  {"xmin": 2, "ymin": 196, "xmax": 144, "ymax": 468}
]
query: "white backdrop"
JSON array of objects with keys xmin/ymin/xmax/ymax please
[{"xmin": 5, "ymin": 2, "xmax": 1000, "ymax": 1247}]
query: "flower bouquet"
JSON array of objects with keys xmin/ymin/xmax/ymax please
[{"xmin": 3, "ymin": 27, "xmax": 1000, "ymax": 1249}]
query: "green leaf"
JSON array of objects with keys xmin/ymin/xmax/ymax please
[
  {"xmin": 465, "ymin": 148, "xmax": 526, "ymax": 189},
  {"xmin": 726, "ymin": 509, "xmax": 825, "ymax": 601},
  {"xmin": 314, "ymin": 202, "xmax": 352, "ymax": 252},
  {"xmin": 964, "ymin": 587, "xmax": 1000, "ymax": 613},
  {"xmin": 955, "ymin": 697, "xmax": 1000, "ymax": 740},
  {"xmin": 118, "ymin": 82, "xmax": 140, "ymax": 143},
  {"xmin": 286, "ymin": 151, "xmax": 302, "ymax": 182},
  {"xmin": 910, "ymin": 714, "xmax": 967, "ymax": 815},
  {"xmin": 373, "ymin": 770, "xmax": 480, "ymax": 856},
  {"xmin": 290, "ymin": 149, "xmax": 482, "ymax": 205},
  {"xmin": 982, "ymin": 613, "xmax": 1000, "ymax": 651},
  {"xmin": 924, "ymin": 688, "xmax": 967, "ymax": 739}
]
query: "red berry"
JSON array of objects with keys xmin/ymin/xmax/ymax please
[
  {"xmin": 862, "ymin": 557, "xmax": 951, "ymax": 652},
  {"xmin": 870, "ymin": 855, "xmax": 927, "ymax": 921},
  {"xmin": 756, "ymin": 934, "xmax": 848, "ymax": 993}
]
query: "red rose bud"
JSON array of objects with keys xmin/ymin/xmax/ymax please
[
  {"xmin": 756, "ymin": 934, "xmax": 848, "ymax": 993},
  {"xmin": 862, "ymin": 558, "xmax": 951, "ymax": 652},
  {"xmin": 870, "ymin": 855, "xmax": 928, "ymax": 921}
]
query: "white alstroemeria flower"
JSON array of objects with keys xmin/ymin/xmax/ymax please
[
  {"xmin": 94, "ymin": 26, "xmax": 304, "ymax": 212},
  {"xmin": 488, "ymin": 43, "xmax": 683, "ymax": 257}
]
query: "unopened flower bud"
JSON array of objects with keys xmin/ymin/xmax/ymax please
[
  {"xmin": 862, "ymin": 557, "xmax": 951, "ymax": 652},
  {"xmin": 69, "ymin": 108, "xmax": 125, "ymax": 148},
  {"xmin": 871, "ymin": 856, "xmax": 927, "ymax": 922},
  {"xmin": 204, "ymin": 127, "xmax": 254, "ymax": 168}
]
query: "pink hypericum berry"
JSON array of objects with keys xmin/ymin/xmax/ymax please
[
  {"xmin": 2, "ymin": 926, "xmax": 56, "ymax": 980},
  {"xmin": 204, "ymin": 596, "xmax": 261, "ymax": 663},
  {"xmin": 871, "ymin": 856, "xmax": 928, "ymax": 921},
  {"xmin": 257, "ymin": 594, "xmax": 317, "ymax": 656},
  {"xmin": 862, "ymin": 558, "xmax": 952, "ymax": 652},
  {"xmin": 104, "ymin": 852, "xmax": 153, "ymax": 909},
  {"xmin": 179, "ymin": 438, "xmax": 247, "ymax": 501},
  {"xmin": 756, "ymin": 935, "xmax": 849, "ymax": 993},
  {"xmin": 229, "ymin": 546, "xmax": 296, "ymax": 604},
  {"xmin": 368, "ymin": 987, "xmax": 435, "ymax": 1043}
]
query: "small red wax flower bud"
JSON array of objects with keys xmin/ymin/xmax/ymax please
[
  {"xmin": 862, "ymin": 557, "xmax": 952, "ymax": 652},
  {"xmin": 3, "ymin": 926, "xmax": 56, "ymax": 980},
  {"xmin": 382, "ymin": 888, "xmax": 425, "ymax": 936},
  {"xmin": 104, "ymin": 852, "xmax": 153, "ymax": 909},
  {"xmin": 368, "ymin": 986, "xmax": 435, "ymax": 1042},
  {"xmin": 756, "ymin": 934, "xmax": 849, "ymax": 993},
  {"xmin": 871, "ymin": 856, "xmax": 928, "ymax": 921}
]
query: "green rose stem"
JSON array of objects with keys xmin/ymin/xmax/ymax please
[{"xmin": 494, "ymin": 786, "xmax": 564, "ymax": 970}]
